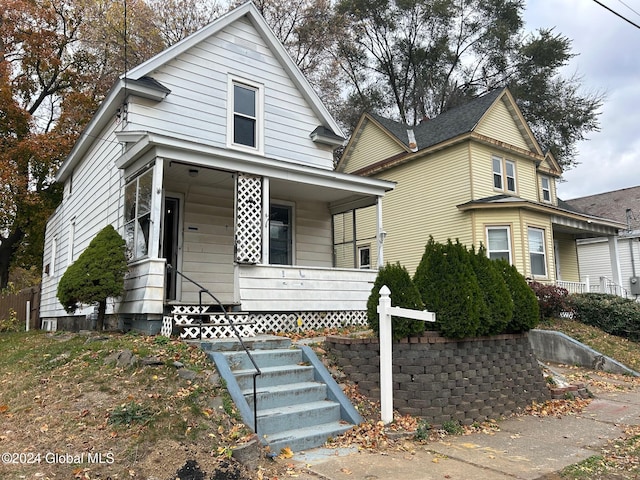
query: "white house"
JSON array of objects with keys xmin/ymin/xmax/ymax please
[{"xmin": 40, "ymin": 2, "xmax": 394, "ymax": 335}]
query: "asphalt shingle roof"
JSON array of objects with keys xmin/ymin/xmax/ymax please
[{"xmin": 370, "ymin": 88, "xmax": 505, "ymax": 150}]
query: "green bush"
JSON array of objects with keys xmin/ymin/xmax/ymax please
[
  {"xmin": 495, "ymin": 259, "xmax": 539, "ymax": 332},
  {"xmin": 413, "ymin": 238, "xmax": 482, "ymax": 339},
  {"xmin": 470, "ymin": 246, "xmax": 513, "ymax": 336},
  {"xmin": 528, "ymin": 281, "xmax": 571, "ymax": 320},
  {"xmin": 57, "ymin": 225, "xmax": 128, "ymax": 330},
  {"xmin": 366, "ymin": 263, "xmax": 425, "ymax": 341},
  {"xmin": 570, "ymin": 293, "xmax": 640, "ymax": 340}
]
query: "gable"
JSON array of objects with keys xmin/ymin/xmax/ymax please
[
  {"xmin": 338, "ymin": 117, "xmax": 407, "ymax": 174},
  {"xmin": 475, "ymin": 97, "xmax": 535, "ymax": 152}
]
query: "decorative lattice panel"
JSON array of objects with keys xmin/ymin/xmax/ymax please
[
  {"xmin": 170, "ymin": 307, "xmax": 367, "ymax": 339},
  {"xmin": 161, "ymin": 316, "xmax": 173, "ymax": 337},
  {"xmin": 235, "ymin": 174, "xmax": 262, "ymax": 264}
]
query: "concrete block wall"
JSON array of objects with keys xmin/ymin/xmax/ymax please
[{"xmin": 325, "ymin": 331, "xmax": 550, "ymax": 426}]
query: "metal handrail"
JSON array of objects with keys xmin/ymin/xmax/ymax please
[{"xmin": 167, "ymin": 264, "xmax": 262, "ymax": 436}]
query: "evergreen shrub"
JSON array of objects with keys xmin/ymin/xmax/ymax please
[
  {"xmin": 367, "ymin": 263, "xmax": 425, "ymax": 340},
  {"xmin": 413, "ymin": 238, "xmax": 482, "ymax": 338},
  {"xmin": 366, "ymin": 262, "xmax": 425, "ymax": 341},
  {"xmin": 57, "ymin": 225, "xmax": 128, "ymax": 330},
  {"xmin": 570, "ymin": 293, "xmax": 640, "ymax": 340},
  {"xmin": 470, "ymin": 245, "xmax": 513, "ymax": 336},
  {"xmin": 495, "ymin": 259, "xmax": 539, "ymax": 332}
]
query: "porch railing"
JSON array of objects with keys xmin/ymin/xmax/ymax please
[
  {"xmin": 167, "ymin": 264, "xmax": 262, "ymax": 436},
  {"xmin": 556, "ymin": 276, "xmax": 631, "ymax": 298}
]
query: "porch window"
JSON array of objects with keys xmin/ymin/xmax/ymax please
[
  {"xmin": 358, "ymin": 245, "xmax": 371, "ymax": 269},
  {"xmin": 492, "ymin": 155, "xmax": 516, "ymax": 193},
  {"xmin": 528, "ymin": 227, "xmax": 547, "ymax": 277},
  {"xmin": 124, "ymin": 169, "xmax": 153, "ymax": 261},
  {"xmin": 228, "ymin": 77, "xmax": 263, "ymax": 153},
  {"xmin": 269, "ymin": 204, "xmax": 292, "ymax": 265},
  {"xmin": 541, "ymin": 176, "xmax": 551, "ymax": 202},
  {"xmin": 486, "ymin": 226, "xmax": 512, "ymax": 263}
]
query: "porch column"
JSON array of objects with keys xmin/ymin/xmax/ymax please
[
  {"xmin": 262, "ymin": 177, "xmax": 270, "ymax": 264},
  {"xmin": 148, "ymin": 159, "xmax": 164, "ymax": 259},
  {"xmin": 608, "ymin": 235, "xmax": 622, "ymax": 288},
  {"xmin": 377, "ymin": 197, "xmax": 385, "ymax": 268}
]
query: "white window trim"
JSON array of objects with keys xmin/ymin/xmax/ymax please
[
  {"xmin": 492, "ymin": 155, "xmax": 517, "ymax": 194},
  {"xmin": 68, "ymin": 218, "xmax": 76, "ymax": 266},
  {"xmin": 541, "ymin": 176, "xmax": 551, "ymax": 203},
  {"xmin": 227, "ymin": 75, "xmax": 264, "ymax": 155},
  {"xmin": 486, "ymin": 226, "xmax": 512, "ymax": 264},
  {"xmin": 358, "ymin": 245, "xmax": 371, "ymax": 269},
  {"xmin": 528, "ymin": 227, "xmax": 547, "ymax": 278},
  {"xmin": 269, "ymin": 200, "xmax": 295, "ymax": 266}
]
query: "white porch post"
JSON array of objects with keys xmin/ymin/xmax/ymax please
[
  {"xmin": 148, "ymin": 159, "xmax": 164, "ymax": 258},
  {"xmin": 608, "ymin": 235, "xmax": 622, "ymax": 288},
  {"xmin": 262, "ymin": 177, "xmax": 270, "ymax": 264},
  {"xmin": 377, "ymin": 197, "xmax": 384, "ymax": 268}
]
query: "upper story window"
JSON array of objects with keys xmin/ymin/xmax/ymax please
[
  {"xmin": 228, "ymin": 77, "xmax": 264, "ymax": 154},
  {"xmin": 492, "ymin": 155, "xmax": 516, "ymax": 194},
  {"xmin": 486, "ymin": 226, "xmax": 512, "ymax": 263},
  {"xmin": 541, "ymin": 176, "xmax": 551, "ymax": 202}
]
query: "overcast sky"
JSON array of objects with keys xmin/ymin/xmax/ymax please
[{"xmin": 523, "ymin": 0, "xmax": 640, "ymax": 200}]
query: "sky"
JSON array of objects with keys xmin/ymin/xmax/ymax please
[{"xmin": 523, "ymin": 0, "xmax": 640, "ymax": 200}]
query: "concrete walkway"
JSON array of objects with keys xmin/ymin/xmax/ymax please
[{"xmin": 288, "ymin": 368, "xmax": 640, "ymax": 479}]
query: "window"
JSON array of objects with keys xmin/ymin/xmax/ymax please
[
  {"xmin": 358, "ymin": 246, "xmax": 371, "ymax": 269},
  {"xmin": 541, "ymin": 176, "xmax": 551, "ymax": 202},
  {"xmin": 492, "ymin": 155, "xmax": 516, "ymax": 193},
  {"xmin": 528, "ymin": 227, "xmax": 547, "ymax": 276},
  {"xmin": 124, "ymin": 169, "xmax": 153, "ymax": 261},
  {"xmin": 492, "ymin": 156, "xmax": 502, "ymax": 189},
  {"xmin": 228, "ymin": 77, "xmax": 263, "ymax": 153},
  {"xmin": 486, "ymin": 226, "xmax": 511, "ymax": 263},
  {"xmin": 269, "ymin": 204, "xmax": 293, "ymax": 265}
]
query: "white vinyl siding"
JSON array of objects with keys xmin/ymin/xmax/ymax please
[
  {"xmin": 40, "ymin": 118, "xmax": 123, "ymax": 319},
  {"xmin": 125, "ymin": 17, "xmax": 334, "ymax": 170}
]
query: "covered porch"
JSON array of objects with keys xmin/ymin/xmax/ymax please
[{"xmin": 115, "ymin": 132, "xmax": 394, "ymax": 332}]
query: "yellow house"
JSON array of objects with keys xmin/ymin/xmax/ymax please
[{"xmin": 336, "ymin": 88, "xmax": 624, "ymax": 288}]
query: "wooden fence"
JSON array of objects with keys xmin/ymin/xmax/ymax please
[{"xmin": 0, "ymin": 285, "xmax": 41, "ymax": 330}]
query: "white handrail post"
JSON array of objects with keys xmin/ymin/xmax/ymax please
[{"xmin": 377, "ymin": 285, "xmax": 393, "ymax": 424}]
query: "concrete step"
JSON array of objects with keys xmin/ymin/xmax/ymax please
[
  {"xmin": 197, "ymin": 335, "xmax": 292, "ymax": 352},
  {"xmin": 234, "ymin": 364, "xmax": 315, "ymax": 391},
  {"xmin": 257, "ymin": 401, "xmax": 342, "ymax": 436},
  {"xmin": 223, "ymin": 348, "xmax": 303, "ymax": 370},
  {"xmin": 263, "ymin": 421, "xmax": 354, "ymax": 454},
  {"xmin": 244, "ymin": 382, "xmax": 328, "ymax": 410}
]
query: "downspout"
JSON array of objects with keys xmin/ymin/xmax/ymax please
[{"xmin": 627, "ymin": 209, "xmax": 636, "ymax": 278}]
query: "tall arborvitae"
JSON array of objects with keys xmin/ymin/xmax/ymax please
[
  {"xmin": 495, "ymin": 259, "xmax": 540, "ymax": 333},
  {"xmin": 470, "ymin": 245, "xmax": 513, "ymax": 336},
  {"xmin": 414, "ymin": 238, "xmax": 482, "ymax": 339},
  {"xmin": 367, "ymin": 262, "xmax": 425, "ymax": 341}
]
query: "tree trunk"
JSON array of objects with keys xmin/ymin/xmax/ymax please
[
  {"xmin": 96, "ymin": 299, "xmax": 107, "ymax": 331},
  {"xmin": 0, "ymin": 230, "xmax": 25, "ymax": 289}
]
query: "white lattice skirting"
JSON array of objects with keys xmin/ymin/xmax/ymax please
[{"xmin": 161, "ymin": 308, "xmax": 368, "ymax": 339}]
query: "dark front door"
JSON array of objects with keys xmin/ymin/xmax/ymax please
[{"xmin": 163, "ymin": 197, "xmax": 180, "ymax": 300}]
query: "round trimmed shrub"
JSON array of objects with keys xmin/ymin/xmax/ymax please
[{"xmin": 366, "ymin": 262, "xmax": 425, "ymax": 341}]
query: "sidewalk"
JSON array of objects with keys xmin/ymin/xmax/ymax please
[{"xmin": 289, "ymin": 368, "xmax": 640, "ymax": 479}]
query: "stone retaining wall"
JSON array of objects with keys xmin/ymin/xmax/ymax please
[{"xmin": 325, "ymin": 331, "xmax": 550, "ymax": 426}]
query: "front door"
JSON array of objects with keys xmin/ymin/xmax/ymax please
[{"xmin": 163, "ymin": 197, "xmax": 180, "ymax": 300}]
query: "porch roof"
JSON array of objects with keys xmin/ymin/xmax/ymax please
[
  {"xmin": 116, "ymin": 131, "xmax": 396, "ymax": 214},
  {"xmin": 457, "ymin": 195, "xmax": 625, "ymax": 237}
]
